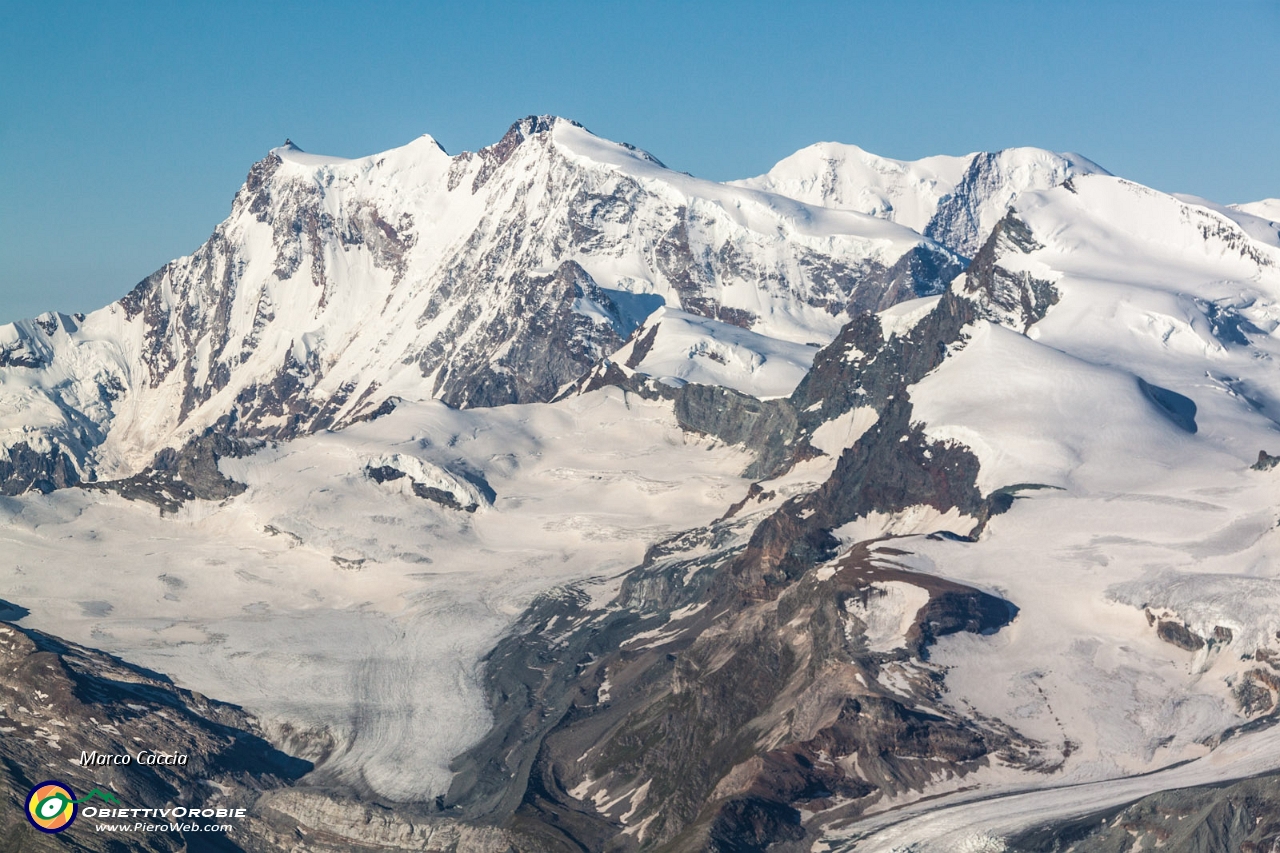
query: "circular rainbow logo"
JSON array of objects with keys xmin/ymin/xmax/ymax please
[{"xmin": 26, "ymin": 781, "xmax": 77, "ymax": 833}]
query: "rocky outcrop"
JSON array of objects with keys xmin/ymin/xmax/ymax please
[
  {"xmin": 953, "ymin": 211, "xmax": 1056, "ymax": 331},
  {"xmin": 84, "ymin": 431, "xmax": 254, "ymax": 514},
  {"xmin": 365, "ymin": 455, "xmax": 490, "ymax": 513},
  {"xmin": 1252, "ymin": 450, "xmax": 1280, "ymax": 471},
  {"xmin": 445, "ymin": 531, "xmax": 1031, "ymax": 852},
  {"xmin": 1156, "ymin": 619, "xmax": 1207, "ymax": 652},
  {"xmin": 0, "ymin": 621, "xmax": 310, "ymax": 852},
  {"xmin": 0, "ymin": 441, "xmax": 80, "ymax": 495},
  {"xmin": 671, "ymin": 385, "xmax": 799, "ymax": 479},
  {"xmin": 426, "ymin": 261, "xmax": 626, "ymax": 408},
  {"xmin": 845, "ymin": 244, "xmax": 964, "ymax": 314}
]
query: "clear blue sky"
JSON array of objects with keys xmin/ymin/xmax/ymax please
[{"xmin": 2, "ymin": 1, "xmax": 1278, "ymax": 324}]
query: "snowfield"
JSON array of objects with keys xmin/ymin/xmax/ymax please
[
  {"xmin": 0, "ymin": 390, "xmax": 752, "ymax": 800},
  {"xmin": 734, "ymin": 142, "xmax": 1108, "ymax": 256}
]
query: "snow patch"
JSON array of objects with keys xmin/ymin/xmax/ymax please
[
  {"xmin": 877, "ymin": 295, "xmax": 942, "ymax": 340},
  {"xmin": 809, "ymin": 406, "xmax": 878, "ymax": 455},
  {"xmin": 834, "ymin": 505, "xmax": 977, "ymax": 544},
  {"xmin": 845, "ymin": 581, "xmax": 931, "ymax": 653}
]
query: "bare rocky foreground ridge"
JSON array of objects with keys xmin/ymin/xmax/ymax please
[{"xmin": 2, "ymin": 118, "xmax": 1280, "ymax": 851}]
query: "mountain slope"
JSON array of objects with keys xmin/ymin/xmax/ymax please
[
  {"xmin": 0, "ymin": 117, "xmax": 959, "ymax": 495},
  {"xmin": 0, "ymin": 619, "xmax": 308, "ymax": 852}
]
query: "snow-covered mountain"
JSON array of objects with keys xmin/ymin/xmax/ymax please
[
  {"xmin": 458, "ymin": 173, "xmax": 1280, "ymax": 852},
  {"xmin": 1232, "ymin": 197, "xmax": 1280, "ymax": 223},
  {"xmin": 734, "ymin": 141, "xmax": 1107, "ymax": 256},
  {"xmin": 3, "ymin": 121, "xmax": 1280, "ymax": 852},
  {"xmin": 0, "ymin": 117, "xmax": 960, "ymax": 494}
]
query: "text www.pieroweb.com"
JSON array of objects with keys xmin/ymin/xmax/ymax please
[{"xmin": 85, "ymin": 805, "xmax": 244, "ymax": 833}]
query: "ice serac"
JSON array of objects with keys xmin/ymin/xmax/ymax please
[
  {"xmin": 736, "ymin": 142, "xmax": 1107, "ymax": 256},
  {"xmin": 0, "ymin": 116, "xmax": 959, "ymax": 493}
]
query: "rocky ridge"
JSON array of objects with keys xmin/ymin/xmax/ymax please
[
  {"xmin": 436, "ymin": 217, "xmax": 1065, "ymax": 851},
  {"xmin": 1008, "ymin": 772, "xmax": 1280, "ymax": 853}
]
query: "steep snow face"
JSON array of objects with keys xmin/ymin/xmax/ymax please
[
  {"xmin": 736, "ymin": 142, "xmax": 1107, "ymax": 256},
  {"xmin": 0, "ymin": 117, "xmax": 953, "ymax": 485}
]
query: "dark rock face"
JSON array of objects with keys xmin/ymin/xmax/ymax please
[
  {"xmin": 1252, "ymin": 450, "xmax": 1280, "ymax": 471},
  {"xmin": 1197, "ymin": 297, "xmax": 1265, "ymax": 347},
  {"xmin": 954, "ymin": 211, "xmax": 1057, "ymax": 331},
  {"xmin": 84, "ymin": 431, "xmax": 253, "ymax": 514},
  {"xmin": 845, "ymin": 244, "xmax": 965, "ymax": 314},
  {"xmin": 117, "ymin": 166, "xmax": 418, "ymax": 444},
  {"xmin": 411, "ymin": 484, "xmax": 479, "ymax": 512},
  {"xmin": 0, "ymin": 441, "xmax": 80, "ymax": 495},
  {"xmin": 707, "ymin": 797, "xmax": 805, "ymax": 853},
  {"xmin": 0, "ymin": 621, "xmax": 310, "ymax": 852},
  {"xmin": 1156, "ymin": 619, "xmax": 1207, "ymax": 652},
  {"xmin": 1009, "ymin": 772, "xmax": 1280, "ymax": 853},
  {"xmin": 447, "ymin": 535, "xmax": 1028, "ymax": 852},
  {"xmin": 924, "ymin": 152, "xmax": 1063, "ymax": 259},
  {"xmin": 471, "ymin": 115, "xmax": 581, "ymax": 192},
  {"xmin": 426, "ymin": 261, "xmax": 627, "ymax": 408},
  {"xmin": 364, "ymin": 457, "xmax": 489, "ymax": 513},
  {"xmin": 672, "ymin": 385, "xmax": 799, "ymax": 480}
]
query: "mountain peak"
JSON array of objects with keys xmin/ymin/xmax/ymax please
[
  {"xmin": 267, "ymin": 138, "xmax": 352, "ymax": 168},
  {"xmin": 469, "ymin": 115, "xmax": 587, "ymax": 189},
  {"xmin": 504, "ymin": 114, "xmax": 583, "ymax": 142}
]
